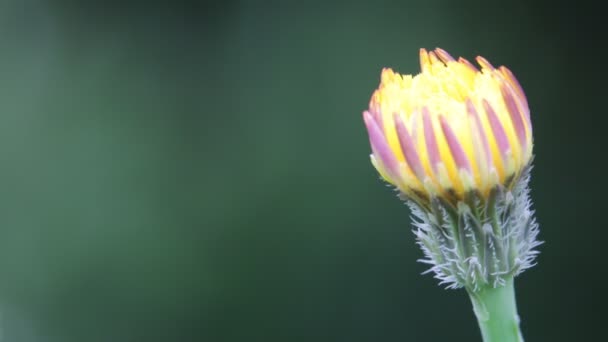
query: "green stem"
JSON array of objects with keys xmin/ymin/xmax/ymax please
[{"xmin": 468, "ymin": 277, "xmax": 524, "ymax": 342}]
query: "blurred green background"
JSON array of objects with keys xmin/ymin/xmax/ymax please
[{"xmin": 0, "ymin": 0, "xmax": 604, "ymax": 341}]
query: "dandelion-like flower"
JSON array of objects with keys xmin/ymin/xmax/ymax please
[
  {"xmin": 362, "ymin": 48, "xmax": 541, "ymax": 341},
  {"xmin": 365, "ymin": 48, "xmax": 532, "ymax": 206}
]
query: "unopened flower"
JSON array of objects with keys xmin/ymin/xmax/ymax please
[
  {"xmin": 364, "ymin": 48, "xmax": 532, "ymax": 205},
  {"xmin": 362, "ymin": 48, "xmax": 540, "ymax": 291}
]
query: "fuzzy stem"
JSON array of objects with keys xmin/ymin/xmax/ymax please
[{"xmin": 468, "ymin": 277, "xmax": 524, "ymax": 342}]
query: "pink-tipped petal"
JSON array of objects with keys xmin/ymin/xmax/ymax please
[
  {"xmin": 476, "ymin": 56, "xmax": 495, "ymax": 70},
  {"xmin": 500, "ymin": 83, "xmax": 527, "ymax": 149},
  {"xmin": 369, "ymin": 108, "xmax": 384, "ymax": 132},
  {"xmin": 482, "ymin": 100, "xmax": 510, "ymax": 156},
  {"xmin": 395, "ymin": 114, "xmax": 426, "ymax": 180},
  {"xmin": 435, "ymin": 48, "xmax": 455, "ymax": 63},
  {"xmin": 466, "ymin": 99, "xmax": 492, "ymax": 168},
  {"xmin": 499, "ymin": 66, "xmax": 531, "ymax": 130},
  {"xmin": 422, "ymin": 107, "xmax": 441, "ymax": 171},
  {"xmin": 439, "ymin": 116, "xmax": 472, "ymax": 172},
  {"xmin": 499, "ymin": 66, "xmax": 529, "ymax": 110},
  {"xmin": 363, "ymin": 111, "xmax": 399, "ymax": 177},
  {"xmin": 459, "ymin": 57, "xmax": 479, "ymax": 72}
]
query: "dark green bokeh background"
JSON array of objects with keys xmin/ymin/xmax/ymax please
[{"xmin": 0, "ymin": 0, "xmax": 604, "ymax": 341}]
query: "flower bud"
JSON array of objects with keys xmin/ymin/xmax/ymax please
[{"xmin": 363, "ymin": 49, "xmax": 540, "ymax": 290}]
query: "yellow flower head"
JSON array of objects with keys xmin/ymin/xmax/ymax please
[{"xmin": 363, "ymin": 48, "xmax": 533, "ymax": 204}]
